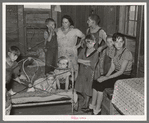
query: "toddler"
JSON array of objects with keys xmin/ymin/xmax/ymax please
[
  {"xmin": 27, "ymin": 73, "xmax": 56, "ymax": 93},
  {"xmin": 54, "ymin": 56, "xmax": 71, "ymax": 91}
]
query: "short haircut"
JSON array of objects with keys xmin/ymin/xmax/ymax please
[
  {"xmin": 112, "ymin": 33, "xmax": 126, "ymax": 47},
  {"xmin": 8, "ymin": 46, "xmax": 21, "ymax": 56},
  {"xmin": 46, "ymin": 72, "xmax": 55, "ymax": 79},
  {"xmin": 112, "ymin": 33, "xmax": 125, "ymax": 42},
  {"xmin": 58, "ymin": 56, "xmax": 69, "ymax": 63},
  {"xmin": 61, "ymin": 15, "xmax": 74, "ymax": 26},
  {"xmin": 85, "ymin": 34, "xmax": 96, "ymax": 41},
  {"xmin": 45, "ymin": 18, "xmax": 56, "ymax": 27},
  {"xmin": 89, "ymin": 14, "xmax": 101, "ymax": 25}
]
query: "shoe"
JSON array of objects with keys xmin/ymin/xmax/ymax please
[
  {"xmin": 81, "ymin": 108, "xmax": 93, "ymax": 113},
  {"xmin": 93, "ymin": 111, "xmax": 101, "ymax": 115},
  {"xmin": 97, "ymin": 111, "xmax": 101, "ymax": 115}
]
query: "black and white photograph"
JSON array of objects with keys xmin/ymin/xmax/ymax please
[{"xmin": 3, "ymin": 2, "xmax": 146, "ymax": 121}]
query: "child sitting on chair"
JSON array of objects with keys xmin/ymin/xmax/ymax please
[
  {"xmin": 54, "ymin": 56, "xmax": 71, "ymax": 91},
  {"xmin": 27, "ymin": 73, "xmax": 56, "ymax": 93}
]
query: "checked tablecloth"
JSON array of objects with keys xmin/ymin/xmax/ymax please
[{"xmin": 111, "ymin": 78, "xmax": 144, "ymax": 115}]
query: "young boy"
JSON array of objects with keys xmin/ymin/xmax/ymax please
[
  {"xmin": 44, "ymin": 18, "xmax": 58, "ymax": 74},
  {"xmin": 6, "ymin": 46, "xmax": 24, "ymax": 95},
  {"xmin": 54, "ymin": 56, "xmax": 71, "ymax": 91}
]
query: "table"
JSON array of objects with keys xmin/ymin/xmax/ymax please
[{"xmin": 111, "ymin": 78, "xmax": 144, "ymax": 115}]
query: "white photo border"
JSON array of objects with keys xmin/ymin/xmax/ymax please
[{"xmin": 3, "ymin": 2, "xmax": 147, "ymax": 121}]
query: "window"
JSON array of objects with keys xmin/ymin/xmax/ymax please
[{"xmin": 119, "ymin": 5, "xmax": 138, "ymax": 37}]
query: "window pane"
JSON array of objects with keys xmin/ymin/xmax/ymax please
[
  {"xmin": 119, "ymin": 6, "xmax": 126, "ymax": 33},
  {"xmin": 24, "ymin": 5, "xmax": 51, "ymax": 9},
  {"xmin": 134, "ymin": 22, "xmax": 137, "ymax": 36},
  {"xmin": 125, "ymin": 21, "xmax": 128, "ymax": 34},
  {"xmin": 129, "ymin": 6, "xmax": 135, "ymax": 20},
  {"xmin": 128, "ymin": 21, "xmax": 135, "ymax": 36},
  {"xmin": 135, "ymin": 6, "xmax": 138, "ymax": 20},
  {"xmin": 125, "ymin": 6, "xmax": 129, "ymax": 22}
]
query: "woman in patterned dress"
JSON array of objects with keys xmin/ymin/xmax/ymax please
[{"xmin": 56, "ymin": 15, "xmax": 85, "ymax": 79}]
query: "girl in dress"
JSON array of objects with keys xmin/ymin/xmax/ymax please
[{"xmin": 75, "ymin": 34, "xmax": 99, "ymax": 111}]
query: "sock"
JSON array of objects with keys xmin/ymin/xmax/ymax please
[
  {"xmin": 73, "ymin": 92, "xmax": 78, "ymax": 103},
  {"xmin": 93, "ymin": 109, "xmax": 101, "ymax": 115},
  {"xmin": 89, "ymin": 104, "xmax": 95, "ymax": 109}
]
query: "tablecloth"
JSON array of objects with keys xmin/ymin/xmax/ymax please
[{"xmin": 111, "ymin": 78, "xmax": 144, "ymax": 115}]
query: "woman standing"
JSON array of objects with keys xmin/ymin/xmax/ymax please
[
  {"xmin": 86, "ymin": 14, "xmax": 107, "ymax": 77},
  {"xmin": 56, "ymin": 15, "xmax": 85, "ymax": 79}
]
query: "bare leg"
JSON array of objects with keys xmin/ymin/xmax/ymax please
[
  {"xmin": 90, "ymin": 89, "xmax": 98, "ymax": 108},
  {"xmin": 81, "ymin": 92, "xmax": 86, "ymax": 108},
  {"xmin": 95, "ymin": 91, "xmax": 103, "ymax": 111},
  {"xmin": 85, "ymin": 95, "xmax": 90, "ymax": 108},
  {"xmin": 56, "ymin": 79, "xmax": 60, "ymax": 89},
  {"xmin": 65, "ymin": 76, "xmax": 69, "ymax": 90}
]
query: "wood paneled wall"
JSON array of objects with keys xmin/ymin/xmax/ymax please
[
  {"xmin": 55, "ymin": 5, "xmax": 117, "ymax": 35},
  {"xmin": 6, "ymin": 5, "xmax": 19, "ymax": 52}
]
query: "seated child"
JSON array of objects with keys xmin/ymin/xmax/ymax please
[
  {"xmin": 27, "ymin": 73, "xmax": 56, "ymax": 93},
  {"xmin": 54, "ymin": 56, "xmax": 71, "ymax": 91},
  {"xmin": 103, "ymin": 35, "xmax": 115, "ymax": 75},
  {"xmin": 6, "ymin": 46, "xmax": 25, "ymax": 95}
]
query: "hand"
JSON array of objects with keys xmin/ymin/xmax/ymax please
[
  {"xmin": 48, "ymin": 27, "xmax": 54, "ymax": 34},
  {"xmin": 97, "ymin": 76, "xmax": 108, "ymax": 83},
  {"xmin": 84, "ymin": 62, "xmax": 90, "ymax": 66}
]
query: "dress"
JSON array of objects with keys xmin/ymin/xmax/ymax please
[
  {"xmin": 75, "ymin": 48, "xmax": 98, "ymax": 96},
  {"xmin": 86, "ymin": 28, "xmax": 107, "ymax": 78},
  {"xmin": 44, "ymin": 30, "xmax": 58, "ymax": 73},
  {"xmin": 56, "ymin": 28, "xmax": 85, "ymax": 72}
]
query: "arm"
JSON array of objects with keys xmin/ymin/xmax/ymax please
[
  {"xmin": 47, "ymin": 28, "xmax": 53, "ymax": 42},
  {"xmin": 105, "ymin": 59, "xmax": 115, "ymax": 77},
  {"xmin": 75, "ymin": 29, "xmax": 85, "ymax": 49},
  {"xmin": 44, "ymin": 28, "xmax": 53, "ymax": 44},
  {"xmin": 107, "ymin": 59, "xmax": 129, "ymax": 79},
  {"xmin": 98, "ymin": 60, "xmax": 129, "ymax": 82},
  {"xmin": 56, "ymin": 78, "xmax": 60, "ymax": 89},
  {"xmin": 78, "ymin": 59, "xmax": 90, "ymax": 66},
  {"xmin": 65, "ymin": 76, "xmax": 69, "ymax": 91},
  {"xmin": 97, "ymin": 30, "xmax": 107, "ymax": 53}
]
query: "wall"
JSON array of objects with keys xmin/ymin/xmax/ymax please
[
  {"xmin": 6, "ymin": 5, "xmax": 19, "ymax": 52},
  {"xmin": 56, "ymin": 5, "xmax": 117, "ymax": 35},
  {"xmin": 24, "ymin": 8, "xmax": 51, "ymax": 52}
]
